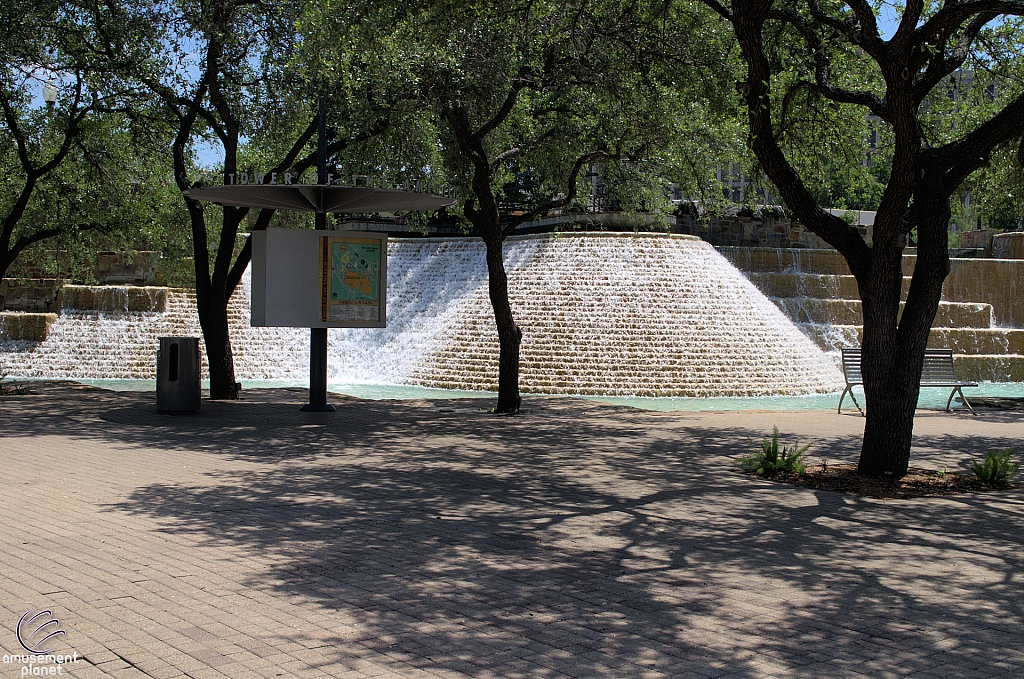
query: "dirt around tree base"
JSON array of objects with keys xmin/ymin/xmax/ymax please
[{"xmin": 748, "ymin": 463, "xmax": 1021, "ymax": 499}]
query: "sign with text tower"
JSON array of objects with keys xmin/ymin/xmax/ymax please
[{"xmin": 250, "ymin": 229, "xmax": 387, "ymax": 328}]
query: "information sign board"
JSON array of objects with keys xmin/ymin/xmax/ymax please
[
  {"xmin": 250, "ymin": 228, "xmax": 387, "ymax": 328},
  {"xmin": 320, "ymin": 236, "xmax": 383, "ymax": 323}
]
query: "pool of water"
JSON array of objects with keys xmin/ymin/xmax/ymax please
[
  {"xmin": 71, "ymin": 378, "xmax": 492, "ymax": 401},
  {"xmin": 67, "ymin": 378, "xmax": 1024, "ymax": 412},
  {"xmin": 584, "ymin": 383, "xmax": 1024, "ymax": 411}
]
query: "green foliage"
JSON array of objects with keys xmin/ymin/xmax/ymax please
[
  {"xmin": 949, "ymin": 143, "xmax": 1024, "ymax": 234},
  {"xmin": 971, "ymin": 448, "xmax": 1020, "ymax": 487},
  {"xmin": 737, "ymin": 426, "xmax": 811, "ymax": 476},
  {"xmin": 6, "ymin": 138, "xmax": 194, "ymax": 285},
  {"xmin": 1, "ymin": 0, "xmax": 171, "ymax": 279}
]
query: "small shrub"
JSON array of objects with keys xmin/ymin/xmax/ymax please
[
  {"xmin": 971, "ymin": 448, "xmax": 1020, "ymax": 487},
  {"xmin": 737, "ymin": 426, "xmax": 811, "ymax": 476}
]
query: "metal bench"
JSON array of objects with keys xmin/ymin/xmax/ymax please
[{"xmin": 838, "ymin": 347, "xmax": 977, "ymax": 415}]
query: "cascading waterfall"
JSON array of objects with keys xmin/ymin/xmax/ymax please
[
  {"xmin": 716, "ymin": 246, "xmax": 1024, "ymax": 382},
  {"xmin": 406, "ymin": 235, "xmax": 845, "ymax": 396},
  {"xmin": 1, "ymin": 233, "xmax": 848, "ymax": 396},
  {"xmin": 322, "ymin": 239, "xmax": 491, "ymax": 384}
]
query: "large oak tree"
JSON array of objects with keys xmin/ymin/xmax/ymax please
[
  {"xmin": 381, "ymin": 0, "xmax": 730, "ymax": 413},
  {"xmin": 699, "ymin": 0, "xmax": 1024, "ymax": 475},
  {"xmin": 135, "ymin": 0, "xmax": 392, "ymax": 399}
]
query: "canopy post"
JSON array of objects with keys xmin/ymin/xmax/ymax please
[{"xmin": 302, "ymin": 94, "xmax": 335, "ymax": 412}]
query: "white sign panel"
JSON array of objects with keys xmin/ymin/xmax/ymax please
[{"xmin": 250, "ymin": 229, "xmax": 387, "ymax": 328}]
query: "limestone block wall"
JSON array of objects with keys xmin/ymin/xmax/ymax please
[
  {"xmin": 0, "ymin": 279, "xmax": 62, "ymax": 312},
  {"xmin": 991, "ymin": 232, "xmax": 1024, "ymax": 260},
  {"xmin": 943, "ymin": 259, "xmax": 1024, "ymax": 328},
  {"xmin": 960, "ymin": 229, "xmax": 1001, "ymax": 252},
  {"xmin": 61, "ymin": 286, "xmax": 169, "ymax": 313},
  {"xmin": 0, "ymin": 313, "xmax": 57, "ymax": 342},
  {"xmin": 675, "ymin": 214, "xmax": 871, "ymax": 249},
  {"xmin": 94, "ymin": 251, "xmax": 163, "ymax": 285},
  {"xmin": 719, "ymin": 247, "xmax": 1024, "ymax": 382}
]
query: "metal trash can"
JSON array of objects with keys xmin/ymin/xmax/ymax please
[{"xmin": 157, "ymin": 337, "xmax": 201, "ymax": 413}]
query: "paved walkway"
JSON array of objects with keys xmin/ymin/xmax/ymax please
[{"xmin": 1, "ymin": 383, "xmax": 1022, "ymax": 679}]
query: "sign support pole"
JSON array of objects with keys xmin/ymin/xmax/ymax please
[{"xmin": 302, "ymin": 93, "xmax": 335, "ymax": 412}]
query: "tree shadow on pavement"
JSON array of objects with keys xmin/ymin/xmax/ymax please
[{"xmin": 3, "ymin": 385, "xmax": 1023, "ymax": 677}]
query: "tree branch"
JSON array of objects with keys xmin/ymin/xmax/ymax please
[
  {"xmin": 0, "ymin": 95, "xmax": 33, "ymax": 172},
  {"xmin": 698, "ymin": 0, "xmax": 733, "ymax": 22},
  {"xmin": 1, "ymin": 73, "xmax": 93, "ymax": 256},
  {"xmin": 500, "ymin": 149, "xmax": 618, "ymax": 237},
  {"xmin": 915, "ymin": 0, "xmax": 1024, "ymax": 45},
  {"xmin": 844, "ymin": 0, "xmax": 885, "ymax": 59},
  {"xmin": 927, "ymin": 91, "xmax": 1024, "ymax": 187},
  {"xmin": 472, "ymin": 67, "xmax": 535, "ymax": 142},
  {"xmin": 912, "ymin": 13, "xmax": 996, "ymax": 104},
  {"xmin": 226, "ymin": 231, "xmax": 253, "ymax": 299},
  {"xmin": 892, "ymin": 0, "xmax": 925, "ymax": 47},
  {"xmin": 444, "ymin": 101, "xmax": 486, "ymax": 168},
  {"xmin": 732, "ymin": 0, "xmax": 871, "ymax": 273},
  {"xmin": 805, "ymin": 0, "xmax": 856, "ymax": 35},
  {"xmin": 292, "ymin": 116, "xmax": 391, "ymax": 175},
  {"xmin": 192, "ymin": 105, "xmax": 229, "ymax": 145},
  {"xmin": 7, "ymin": 221, "xmax": 99, "ymax": 270},
  {"xmin": 490, "ymin": 147, "xmax": 522, "ymax": 176},
  {"xmin": 767, "ymin": 9, "xmax": 888, "ymax": 119}
]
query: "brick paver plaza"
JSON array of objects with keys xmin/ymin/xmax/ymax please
[{"xmin": 1, "ymin": 383, "xmax": 1022, "ymax": 678}]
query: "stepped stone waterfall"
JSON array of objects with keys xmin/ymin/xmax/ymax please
[
  {"xmin": 399, "ymin": 235, "xmax": 844, "ymax": 395},
  {"xmin": 719, "ymin": 247, "xmax": 1024, "ymax": 382},
  {"xmin": 0, "ymin": 233, "xmax": 846, "ymax": 396}
]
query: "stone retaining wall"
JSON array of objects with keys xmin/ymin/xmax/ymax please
[
  {"xmin": 0, "ymin": 279, "xmax": 61, "ymax": 312},
  {"xmin": 94, "ymin": 251, "xmax": 163, "ymax": 285},
  {"xmin": 61, "ymin": 286, "xmax": 168, "ymax": 313},
  {"xmin": 992, "ymin": 232, "xmax": 1024, "ymax": 259},
  {"xmin": 0, "ymin": 312, "xmax": 57, "ymax": 341},
  {"xmin": 674, "ymin": 214, "xmax": 870, "ymax": 249}
]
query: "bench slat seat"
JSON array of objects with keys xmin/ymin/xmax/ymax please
[{"xmin": 838, "ymin": 348, "xmax": 977, "ymax": 415}]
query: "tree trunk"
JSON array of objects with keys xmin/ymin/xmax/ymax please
[
  {"xmin": 858, "ymin": 189, "xmax": 950, "ymax": 477},
  {"xmin": 0, "ymin": 253, "xmax": 13, "ymax": 283},
  {"xmin": 483, "ymin": 235, "xmax": 522, "ymax": 413},
  {"xmin": 197, "ymin": 291, "xmax": 238, "ymax": 400},
  {"xmin": 444, "ymin": 100, "xmax": 524, "ymax": 414}
]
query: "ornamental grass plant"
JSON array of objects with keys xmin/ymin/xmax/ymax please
[
  {"xmin": 737, "ymin": 426, "xmax": 811, "ymax": 476},
  {"xmin": 971, "ymin": 448, "xmax": 1020, "ymax": 487}
]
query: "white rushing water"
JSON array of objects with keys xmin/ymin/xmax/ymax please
[{"xmin": 1, "ymin": 233, "xmax": 847, "ymax": 396}]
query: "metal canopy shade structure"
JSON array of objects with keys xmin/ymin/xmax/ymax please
[
  {"xmin": 184, "ymin": 180, "xmax": 454, "ymax": 413},
  {"xmin": 183, "ymin": 184, "xmax": 455, "ymax": 214},
  {"xmin": 184, "ymin": 91, "xmax": 456, "ymax": 412}
]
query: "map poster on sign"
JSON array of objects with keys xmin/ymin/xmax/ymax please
[{"xmin": 319, "ymin": 236, "xmax": 384, "ymax": 324}]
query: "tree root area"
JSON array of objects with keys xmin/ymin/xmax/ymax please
[{"xmin": 745, "ymin": 463, "xmax": 1021, "ymax": 499}]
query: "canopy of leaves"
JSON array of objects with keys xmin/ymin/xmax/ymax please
[{"xmin": 0, "ymin": 0, "xmax": 179, "ymax": 280}]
